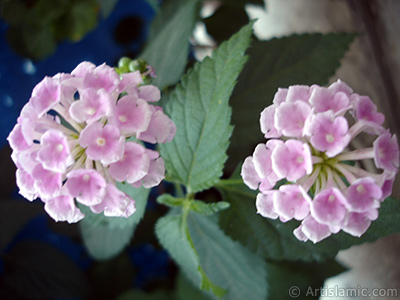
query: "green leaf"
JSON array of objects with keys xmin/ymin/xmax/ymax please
[
  {"xmin": 217, "ymin": 177, "xmax": 284, "ymax": 260},
  {"xmin": 227, "ymin": 33, "xmax": 357, "ymax": 170},
  {"xmin": 218, "ymin": 172, "xmax": 400, "ymax": 262},
  {"xmin": 96, "ymin": 0, "xmax": 119, "ymax": 18},
  {"xmin": 266, "ymin": 259, "xmax": 346, "ymax": 300},
  {"xmin": 156, "ymin": 195, "xmax": 229, "ymax": 215},
  {"xmin": 0, "ymin": 1, "xmax": 30, "ymax": 26},
  {"xmin": 190, "ymin": 200, "xmax": 230, "ymax": 215},
  {"xmin": 187, "ymin": 212, "xmax": 268, "ymax": 300},
  {"xmin": 6, "ymin": 25, "xmax": 57, "ymax": 60},
  {"xmin": 79, "ymin": 184, "xmax": 150, "ymax": 260},
  {"xmin": 140, "ymin": 0, "xmax": 202, "ymax": 89},
  {"xmin": 53, "ymin": 0, "xmax": 98, "ymax": 41},
  {"xmin": 203, "ymin": 5, "xmax": 249, "ymax": 44},
  {"xmin": 157, "ymin": 194, "xmax": 185, "ymax": 207},
  {"xmin": 155, "ymin": 213, "xmax": 225, "ymax": 298},
  {"xmin": 176, "ymin": 273, "xmax": 213, "ymax": 300},
  {"xmin": 160, "ymin": 22, "xmax": 254, "ymax": 193}
]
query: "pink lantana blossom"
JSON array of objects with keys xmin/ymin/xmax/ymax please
[
  {"xmin": 109, "ymin": 95, "xmax": 152, "ymax": 136},
  {"xmin": 44, "ymin": 194, "xmax": 85, "ymax": 223},
  {"xmin": 30, "ymin": 76, "xmax": 61, "ymax": 117},
  {"xmin": 309, "ymin": 82, "xmax": 351, "ymax": 113},
  {"xmin": 91, "ymin": 184, "xmax": 136, "ymax": 218},
  {"xmin": 256, "ymin": 191, "xmax": 278, "ymax": 219},
  {"xmin": 69, "ymin": 88, "xmax": 112, "ymax": 123},
  {"xmin": 273, "ymin": 184, "xmax": 311, "ymax": 221},
  {"xmin": 271, "ymin": 139, "xmax": 312, "ymax": 181},
  {"xmin": 306, "ymin": 111, "xmax": 351, "ymax": 157},
  {"xmin": 65, "ymin": 169, "xmax": 107, "ymax": 206},
  {"xmin": 275, "ymin": 100, "xmax": 311, "ymax": 137},
  {"xmin": 108, "ymin": 142, "xmax": 150, "ymax": 184},
  {"xmin": 79, "ymin": 122, "xmax": 125, "ymax": 165},
  {"xmin": 242, "ymin": 80, "xmax": 399, "ymax": 243},
  {"xmin": 8, "ymin": 123, "xmax": 32, "ymax": 152},
  {"xmin": 37, "ymin": 129, "xmax": 74, "ymax": 173},
  {"xmin": 8, "ymin": 61, "xmax": 176, "ymax": 224},
  {"xmin": 240, "ymin": 141, "xmax": 281, "ymax": 193}
]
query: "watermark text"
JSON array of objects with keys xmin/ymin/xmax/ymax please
[{"xmin": 288, "ymin": 285, "xmax": 398, "ymax": 298}]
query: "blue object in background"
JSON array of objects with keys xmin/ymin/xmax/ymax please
[
  {"xmin": 129, "ymin": 244, "xmax": 170, "ymax": 288},
  {"xmin": 2, "ymin": 214, "xmax": 91, "ymax": 270},
  {"xmin": 0, "ymin": 0, "xmax": 155, "ymax": 147}
]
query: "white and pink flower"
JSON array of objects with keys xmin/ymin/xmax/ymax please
[
  {"xmin": 8, "ymin": 61, "xmax": 176, "ymax": 223},
  {"xmin": 244, "ymin": 80, "xmax": 399, "ymax": 243}
]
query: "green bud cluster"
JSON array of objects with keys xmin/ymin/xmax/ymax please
[{"xmin": 116, "ymin": 57, "xmax": 154, "ymax": 84}]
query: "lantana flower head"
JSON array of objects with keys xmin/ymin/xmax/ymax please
[
  {"xmin": 8, "ymin": 60, "xmax": 176, "ymax": 223},
  {"xmin": 242, "ymin": 80, "xmax": 399, "ymax": 243}
]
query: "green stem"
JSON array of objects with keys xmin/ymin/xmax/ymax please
[{"xmin": 174, "ymin": 182, "xmax": 185, "ymax": 198}]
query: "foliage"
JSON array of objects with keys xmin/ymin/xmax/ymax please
[
  {"xmin": 0, "ymin": 0, "xmax": 106, "ymax": 60},
  {"xmin": 159, "ymin": 22, "xmax": 253, "ymax": 194}
]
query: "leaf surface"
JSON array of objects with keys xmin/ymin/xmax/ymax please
[
  {"xmin": 187, "ymin": 212, "xmax": 268, "ymax": 300},
  {"xmin": 79, "ymin": 184, "xmax": 150, "ymax": 260},
  {"xmin": 160, "ymin": 23, "xmax": 253, "ymax": 193},
  {"xmin": 140, "ymin": 0, "xmax": 202, "ymax": 89}
]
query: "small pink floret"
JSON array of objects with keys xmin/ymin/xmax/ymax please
[
  {"xmin": 307, "ymin": 112, "xmax": 351, "ymax": 157},
  {"xmin": 311, "ymin": 187, "xmax": 349, "ymax": 230},
  {"xmin": 110, "ymin": 95, "xmax": 152, "ymax": 136},
  {"xmin": 79, "ymin": 122, "xmax": 125, "ymax": 165},
  {"xmin": 108, "ymin": 142, "xmax": 150, "ymax": 184},
  {"xmin": 38, "ymin": 129, "xmax": 74, "ymax": 172},
  {"xmin": 309, "ymin": 86, "xmax": 349, "ymax": 113},
  {"xmin": 16, "ymin": 169, "xmax": 37, "ymax": 201},
  {"xmin": 137, "ymin": 106, "xmax": 177, "ymax": 144},
  {"xmin": 32, "ymin": 164, "xmax": 62, "ymax": 199},
  {"xmin": 69, "ymin": 88, "xmax": 112, "ymax": 123},
  {"xmin": 44, "ymin": 195, "xmax": 85, "ymax": 223},
  {"xmin": 275, "ymin": 101, "xmax": 311, "ymax": 137},
  {"xmin": 30, "ymin": 76, "xmax": 61, "ymax": 117},
  {"xmin": 347, "ymin": 177, "xmax": 382, "ymax": 213},
  {"xmin": 260, "ymin": 105, "xmax": 281, "ymax": 138},
  {"xmin": 256, "ymin": 191, "xmax": 278, "ymax": 219},
  {"xmin": 91, "ymin": 184, "xmax": 136, "ymax": 218},
  {"xmin": 66, "ymin": 169, "xmax": 107, "ymax": 206},
  {"xmin": 135, "ymin": 149, "xmax": 166, "ymax": 188},
  {"xmin": 297, "ymin": 216, "xmax": 332, "ymax": 244},
  {"xmin": 285, "ymin": 85, "xmax": 311, "ymax": 103},
  {"xmin": 342, "ymin": 210, "xmax": 377, "ymax": 237},
  {"xmin": 273, "ymin": 184, "xmax": 311, "ymax": 221},
  {"xmin": 354, "ymin": 95, "xmax": 385, "ymax": 125},
  {"xmin": 271, "ymin": 139, "xmax": 312, "ymax": 181},
  {"xmin": 7, "ymin": 124, "xmax": 32, "ymax": 152},
  {"xmin": 373, "ymin": 133, "xmax": 399, "ymax": 172},
  {"xmin": 139, "ymin": 85, "xmax": 161, "ymax": 102}
]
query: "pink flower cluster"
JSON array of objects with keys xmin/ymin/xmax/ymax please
[
  {"xmin": 241, "ymin": 80, "xmax": 399, "ymax": 243},
  {"xmin": 8, "ymin": 61, "xmax": 176, "ymax": 223}
]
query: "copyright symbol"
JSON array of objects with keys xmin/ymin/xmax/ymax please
[{"xmin": 289, "ymin": 286, "xmax": 300, "ymax": 298}]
